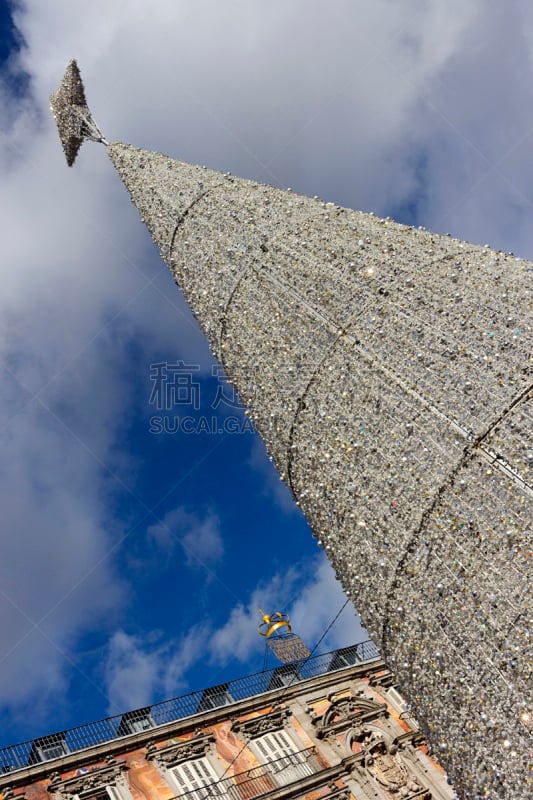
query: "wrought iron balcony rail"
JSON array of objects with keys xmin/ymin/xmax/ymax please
[
  {"xmin": 0, "ymin": 640, "xmax": 379, "ymax": 774},
  {"xmin": 177, "ymin": 747, "xmax": 320, "ymax": 800}
]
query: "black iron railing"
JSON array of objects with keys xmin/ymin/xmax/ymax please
[
  {"xmin": 0, "ymin": 640, "xmax": 379, "ymax": 774},
  {"xmin": 175, "ymin": 747, "xmax": 319, "ymax": 800}
]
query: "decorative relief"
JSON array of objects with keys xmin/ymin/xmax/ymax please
[
  {"xmin": 1, "ymin": 788, "xmax": 26, "ymax": 800},
  {"xmin": 230, "ymin": 707, "xmax": 291, "ymax": 739},
  {"xmin": 48, "ymin": 760, "xmax": 129, "ymax": 800},
  {"xmin": 310, "ymin": 692, "xmax": 387, "ymax": 739},
  {"xmin": 145, "ymin": 734, "xmax": 214, "ymax": 768},
  {"xmin": 392, "ymin": 731, "xmax": 426, "ymax": 753},
  {"xmin": 359, "ymin": 731, "xmax": 431, "ymax": 799}
]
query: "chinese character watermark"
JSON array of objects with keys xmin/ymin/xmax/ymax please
[
  {"xmin": 148, "ymin": 361, "xmax": 255, "ymax": 435},
  {"xmin": 211, "ymin": 365, "xmax": 242, "ymax": 410},
  {"xmin": 149, "ymin": 361, "xmax": 201, "ymax": 410}
]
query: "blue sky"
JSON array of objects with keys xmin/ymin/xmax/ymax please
[{"xmin": 0, "ymin": 0, "xmax": 532, "ymax": 749}]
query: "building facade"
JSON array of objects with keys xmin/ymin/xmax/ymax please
[{"xmin": 0, "ymin": 644, "xmax": 456, "ymax": 800}]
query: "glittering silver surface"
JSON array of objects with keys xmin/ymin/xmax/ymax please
[
  {"xmin": 50, "ymin": 60, "xmax": 107, "ymax": 166},
  {"xmin": 106, "ymin": 143, "xmax": 532, "ymax": 799}
]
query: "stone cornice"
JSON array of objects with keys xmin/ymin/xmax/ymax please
[
  {"xmin": 368, "ymin": 669, "xmax": 396, "ymax": 688},
  {"xmin": 47, "ymin": 761, "xmax": 128, "ymax": 798},
  {"xmin": 392, "ymin": 730, "xmax": 426, "ymax": 749},
  {"xmin": 0, "ymin": 789, "xmax": 26, "ymax": 800},
  {"xmin": 231, "ymin": 707, "xmax": 291, "ymax": 739},
  {"xmin": 145, "ymin": 734, "xmax": 214, "ymax": 767}
]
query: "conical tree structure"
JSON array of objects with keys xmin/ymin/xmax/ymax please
[
  {"xmin": 108, "ymin": 143, "xmax": 531, "ymax": 798},
  {"xmin": 51, "ymin": 64, "xmax": 532, "ymax": 799}
]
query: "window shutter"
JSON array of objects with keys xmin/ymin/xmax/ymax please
[
  {"xmin": 106, "ymin": 787, "xmax": 123, "ymax": 800},
  {"xmin": 171, "ymin": 757, "xmax": 228, "ymax": 799},
  {"xmin": 254, "ymin": 731, "xmax": 313, "ymax": 786},
  {"xmin": 76, "ymin": 786, "xmax": 123, "ymax": 800}
]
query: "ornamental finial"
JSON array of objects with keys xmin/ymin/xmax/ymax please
[
  {"xmin": 50, "ymin": 59, "xmax": 108, "ymax": 166},
  {"xmin": 258, "ymin": 610, "xmax": 311, "ymax": 664},
  {"xmin": 258, "ymin": 610, "xmax": 292, "ymax": 638}
]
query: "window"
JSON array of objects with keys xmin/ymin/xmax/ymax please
[
  {"xmin": 48, "ymin": 760, "xmax": 132, "ymax": 800},
  {"xmin": 253, "ymin": 731, "xmax": 314, "ymax": 787},
  {"xmin": 328, "ymin": 646, "xmax": 360, "ymax": 670},
  {"xmin": 169, "ymin": 758, "xmax": 229, "ymax": 800},
  {"xmin": 267, "ymin": 664, "xmax": 300, "ymax": 691},
  {"xmin": 117, "ymin": 708, "xmax": 154, "ymax": 736},
  {"xmin": 28, "ymin": 734, "xmax": 69, "ymax": 764},
  {"xmin": 197, "ymin": 683, "xmax": 233, "ymax": 712},
  {"xmin": 147, "ymin": 733, "xmax": 231, "ymax": 800},
  {"xmin": 123, "ymin": 717, "xmax": 152, "ymax": 734},
  {"xmin": 77, "ymin": 788, "xmax": 123, "ymax": 800},
  {"xmin": 40, "ymin": 743, "xmax": 67, "ymax": 761}
]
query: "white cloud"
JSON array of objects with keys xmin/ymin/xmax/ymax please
[
  {"xmin": 209, "ymin": 554, "xmax": 363, "ymax": 668},
  {"xmin": 209, "ymin": 567, "xmax": 301, "ymax": 666},
  {"xmin": 288, "ymin": 556, "xmax": 366, "ymax": 652},
  {"xmin": 105, "ymin": 554, "xmax": 364, "ymax": 712},
  {"xmin": 1, "ymin": 0, "xmax": 532, "ymax": 723},
  {"xmin": 147, "ymin": 507, "xmax": 224, "ymax": 568},
  {"xmin": 104, "ymin": 626, "xmax": 209, "ymax": 713},
  {"xmin": 160, "ymin": 626, "xmax": 211, "ymax": 700},
  {"xmin": 105, "ymin": 630, "xmax": 162, "ymax": 713}
]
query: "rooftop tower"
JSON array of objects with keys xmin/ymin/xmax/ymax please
[{"xmin": 50, "ymin": 61, "xmax": 532, "ymax": 799}]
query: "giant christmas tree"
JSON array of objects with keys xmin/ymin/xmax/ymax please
[{"xmin": 51, "ymin": 61, "xmax": 532, "ymax": 799}]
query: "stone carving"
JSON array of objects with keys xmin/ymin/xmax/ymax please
[
  {"xmin": 312, "ymin": 693, "xmax": 387, "ymax": 739},
  {"xmin": 231, "ymin": 707, "xmax": 291, "ymax": 739},
  {"xmin": 48, "ymin": 760, "xmax": 128, "ymax": 800},
  {"xmin": 1, "ymin": 788, "xmax": 25, "ymax": 800},
  {"xmin": 145, "ymin": 734, "xmax": 214, "ymax": 768},
  {"xmin": 360, "ymin": 732, "xmax": 430, "ymax": 798}
]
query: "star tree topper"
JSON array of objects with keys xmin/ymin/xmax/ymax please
[{"xmin": 50, "ymin": 59, "xmax": 107, "ymax": 166}]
